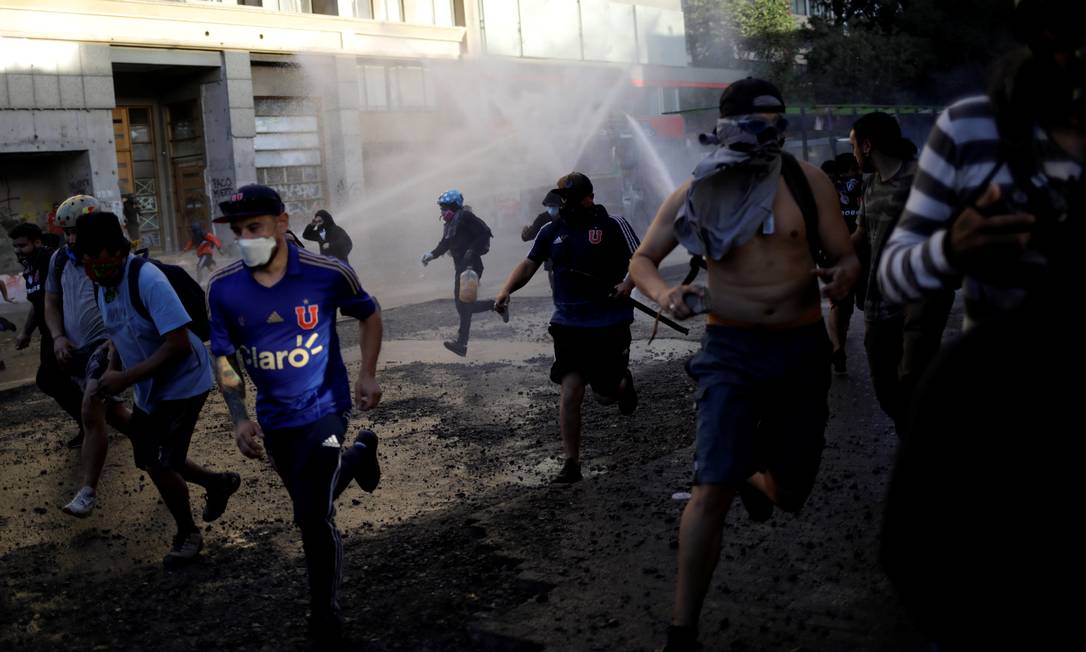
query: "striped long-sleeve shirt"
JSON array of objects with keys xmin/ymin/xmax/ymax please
[{"xmin": 877, "ymin": 95, "xmax": 1082, "ymax": 319}]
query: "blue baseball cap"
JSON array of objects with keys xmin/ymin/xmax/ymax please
[{"xmin": 215, "ymin": 184, "xmax": 286, "ymax": 223}]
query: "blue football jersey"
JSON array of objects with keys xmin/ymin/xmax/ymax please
[{"xmin": 207, "ymin": 244, "xmax": 377, "ymax": 430}]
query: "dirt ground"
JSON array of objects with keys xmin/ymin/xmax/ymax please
[{"xmin": 0, "ymin": 265, "xmax": 957, "ymax": 651}]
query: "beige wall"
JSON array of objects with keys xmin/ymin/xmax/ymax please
[{"xmin": 0, "ymin": 0, "xmax": 465, "ymax": 59}]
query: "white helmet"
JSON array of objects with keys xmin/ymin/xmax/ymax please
[{"xmin": 55, "ymin": 195, "xmax": 101, "ymax": 229}]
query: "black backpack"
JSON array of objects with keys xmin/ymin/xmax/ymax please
[
  {"xmin": 127, "ymin": 255, "xmax": 211, "ymax": 342},
  {"xmin": 780, "ymin": 151, "xmax": 831, "ymax": 268},
  {"xmin": 463, "ymin": 210, "xmax": 493, "ymax": 256}
]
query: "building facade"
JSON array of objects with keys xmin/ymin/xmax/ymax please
[{"xmin": 1, "ymin": 0, "xmax": 744, "ymax": 253}]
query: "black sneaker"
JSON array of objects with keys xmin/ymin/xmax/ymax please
[
  {"xmin": 335, "ymin": 429, "xmax": 381, "ymax": 498},
  {"xmin": 163, "ymin": 529, "xmax": 203, "ymax": 569},
  {"xmin": 203, "ymin": 472, "xmax": 241, "ymax": 522},
  {"xmin": 443, "ymin": 340, "xmax": 468, "ymax": 357},
  {"xmin": 831, "ymin": 348, "xmax": 847, "ymax": 375},
  {"xmin": 497, "ymin": 303, "xmax": 510, "ymax": 324},
  {"xmin": 66, "ymin": 430, "xmax": 85, "ymax": 450},
  {"xmin": 618, "ymin": 369, "xmax": 638, "ymax": 415},
  {"xmin": 658, "ymin": 625, "xmax": 702, "ymax": 652},
  {"xmin": 552, "ymin": 459, "xmax": 583, "ymax": 484},
  {"xmin": 353, "ymin": 429, "xmax": 381, "ymax": 492},
  {"xmin": 737, "ymin": 482, "xmax": 773, "ymax": 522}
]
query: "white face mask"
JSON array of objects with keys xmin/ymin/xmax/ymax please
[{"xmin": 237, "ymin": 236, "xmax": 277, "ymax": 268}]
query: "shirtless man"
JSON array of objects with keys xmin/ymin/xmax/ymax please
[{"xmin": 628, "ymin": 78, "xmax": 859, "ymax": 651}]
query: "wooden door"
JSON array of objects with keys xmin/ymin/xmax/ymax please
[
  {"xmin": 172, "ymin": 160, "xmax": 208, "ymax": 246},
  {"xmin": 112, "ymin": 108, "xmax": 134, "ymax": 195}
]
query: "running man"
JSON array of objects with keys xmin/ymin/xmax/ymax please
[
  {"xmin": 496, "ymin": 172, "xmax": 639, "ymax": 484},
  {"xmin": 208, "ymin": 184, "xmax": 383, "ymax": 647},
  {"xmin": 76, "ymin": 210, "xmax": 239, "ymax": 567},
  {"xmin": 44, "ymin": 195, "xmax": 134, "ymax": 515},
  {"xmin": 183, "ymin": 222, "xmax": 223, "ymax": 284},
  {"xmin": 9, "ymin": 222, "xmax": 85, "ymax": 448},
  {"xmin": 628, "ymin": 79, "xmax": 859, "ymax": 650},
  {"xmin": 421, "ymin": 189, "xmax": 507, "ymax": 356}
]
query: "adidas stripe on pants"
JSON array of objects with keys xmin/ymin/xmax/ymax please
[{"xmin": 264, "ymin": 413, "xmax": 349, "ymax": 623}]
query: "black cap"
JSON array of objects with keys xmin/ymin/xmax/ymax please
[
  {"xmin": 216, "ymin": 184, "xmax": 285, "ymax": 223},
  {"xmin": 74, "ymin": 211, "xmax": 127, "ymax": 258},
  {"xmin": 552, "ymin": 172, "xmax": 594, "ymax": 203},
  {"xmin": 541, "ymin": 190, "xmax": 563, "ymax": 207},
  {"xmin": 719, "ymin": 78, "xmax": 786, "ymax": 117}
]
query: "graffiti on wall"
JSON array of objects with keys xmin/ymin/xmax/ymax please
[
  {"xmin": 211, "ymin": 177, "xmax": 235, "ymax": 199},
  {"xmin": 67, "ymin": 177, "xmax": 91, "ymax": 197}
]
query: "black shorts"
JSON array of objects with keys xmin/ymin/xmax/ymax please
[
  {"xmin": 128, "ymin": 392, "xmax": 209, "ymax": 472},
  {"xmin": 548, "ymin": 323, "xmax": 631, "ymax": 396}
]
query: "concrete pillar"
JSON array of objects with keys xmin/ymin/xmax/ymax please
[
  {"xmin": 321, "ymin": 55, "xmax": 364, "ymax": 212},
  {"xmin": 202, "ymin": 50, "xmax": 256, "ymax": 227},
  {"xmin": 0, "ymin": 41, "xmax": 120, "ymax": 214}
]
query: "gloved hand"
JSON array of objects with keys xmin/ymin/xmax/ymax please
[{"xmin": 421, "ymin": 252, "xmax": 434, "ymax": 266}]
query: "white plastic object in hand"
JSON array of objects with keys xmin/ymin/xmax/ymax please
[{"xmin": 458, "ymin": 269, "xmax": 479, "ymax": 303}]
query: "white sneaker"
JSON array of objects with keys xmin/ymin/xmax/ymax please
[
  {"xmin": 163, "ymin": 529, "xmax": 204, "ymax": 569},
  {"xmin": 62, "ymin": 486, "xmax": 97, "ymax": 517}
]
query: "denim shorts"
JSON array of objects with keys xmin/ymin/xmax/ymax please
[{"xmin": 687, "ymin": 321, "xmax": 831, "ymax": 510}]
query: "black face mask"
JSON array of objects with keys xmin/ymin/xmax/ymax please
[
  {"xmin": 559, "ymin": 201, "xmax": 592, "ymax": 221},
  {"xmin": 17, "ymin": 246, "xmax": 44, "ymax": 269}
]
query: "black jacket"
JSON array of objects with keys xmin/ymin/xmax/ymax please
[
  {"xmin": 430, "ymin": 209, "xmax": 492, "ymax": 271},
  {"xmin": 303, "ymin": 211, "xmax": 353, "ymax": 262},
  {"xmin": 21, "ymin": 245, "xmax": 55, "ymax": 338},
  {"xmin": 522, "ymin": 211, "xmax": 555, "ymax": 271}
]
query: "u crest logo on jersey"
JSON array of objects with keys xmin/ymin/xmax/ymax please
[
  {"xmin": 295, "ymin": 305, "xmax": 319, "ymax": 330},
  {"xmin": 588, "ymin": 229, "xmax": 603, "ymax": 245}
]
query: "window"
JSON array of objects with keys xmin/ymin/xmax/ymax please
[
  {"xmin": 659, "ymin": 88, "xmax": 679, "ymax": 115},
  {"xmin": 354, "ymin": 0, "xmax": 374, "ymax": 19},
  {"xmin": 310, "ymin": 0, "xmax": 339, "ymax": 15},
  {"xmin": 401, "ymin": 0, "xmax": 454, "ymax": 25},
  {"xmin": 360, "ymin": 65, "xmax": 388, "ymax": 109},
  {"xmin": 372, "ymin": 0, "xmax": 403, "ymax": 21},
  {"xmin": 358, "ymin": 63, "xmax": 433, "ymax": 110},
  {"xmin": 392, "ymin": 65, "xmax": 426, "ymax": 107},
  {"xmin": 254, "ymin": 97, "xmax": 325, "ymax": 218},
  {"xmin": 480, "ymin": 0, "xmax": 521, "ymax": 56}
]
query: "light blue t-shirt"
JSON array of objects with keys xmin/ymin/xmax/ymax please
[{"xmin": 97, "ymin": 256, "xmax": 213, "ymax": 412}]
